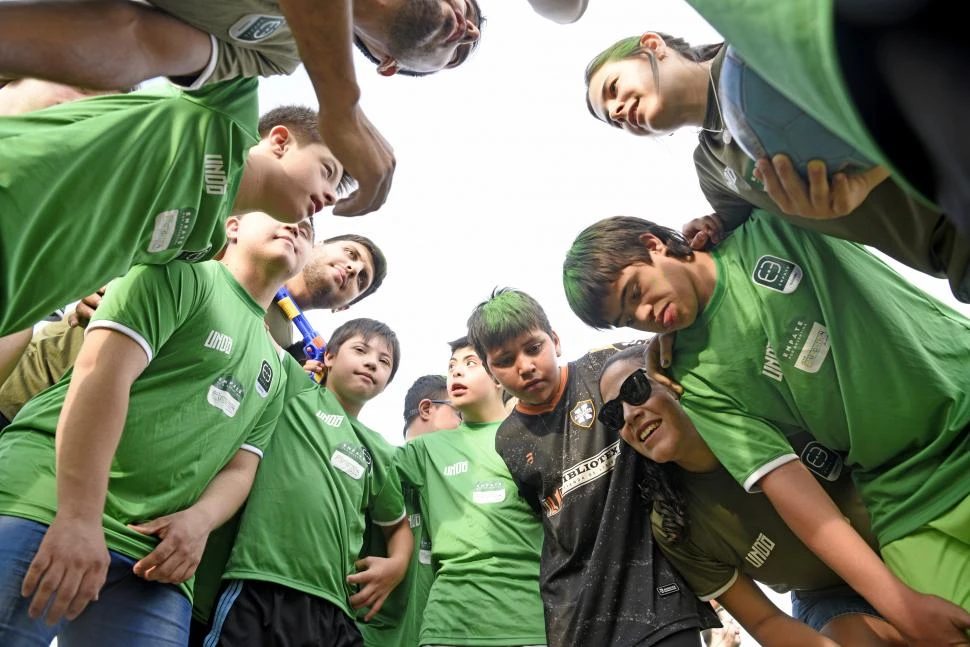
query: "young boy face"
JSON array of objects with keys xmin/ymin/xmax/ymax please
[
  {"xmin": 598, "ymin": 234, "xmax": 704, "ymax": 334},
  {"xmin": 447, "ymin": 345, "xmax": 499, "ymax": 411},
  {"xmin": 324, "ymin": 334, "xmax": 394, "ymax": 409},
  {"xmin": 483, "ymin": 330, "xmax": 561, "ymax": 407},
  {"xmin": 258, "ymin": 128, "xmax": 344, "ymax": 224},
  {"xmin": 229, "ymin": 211, "xmax": 313, "ymax": 279}
]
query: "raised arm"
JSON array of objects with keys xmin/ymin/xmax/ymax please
[
  {"xmin": 277, "ymin": 0, "xmax": 395, "ymax": 217},
  {"xmin": 761, "ymin": 460, "xmax": 970, "ymax": 645},
  {"xmin": 22, "ymin": 328, "xmax": 149, "ymax": 624}
]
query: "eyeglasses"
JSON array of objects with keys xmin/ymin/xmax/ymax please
[
  {"xmin": 429, "ymin": 399, "xmax": 463, "ymax": 420},
  {"xmin": 597, "ymin": 369, "xmax": 652, "ymax": 432}
]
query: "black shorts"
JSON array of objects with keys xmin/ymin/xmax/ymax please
[{"xmin": 203, "ymin": 579, "xmax": 363, "ymax": 647}]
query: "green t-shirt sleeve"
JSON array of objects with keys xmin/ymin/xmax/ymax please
[
  {"xmin": 369, "ymin": 442, "xmax": 406, "ymax": 526},
  {"xmin": 682, "ymin": 398, "xmax": 798, "ymax": 492},
  {"xmin": 183, "ymin": 77, "xmax": 260, "ymax": 130},
  {"xmin": 241, "ymin": 357, "xmax": 286, "ymax": 457},
  {"xmin": 394, "ymin": 440, "xmax": 426, "ymax": 490},
  {"xmin": 652, "ymin": 510, "xmax": 738, "ymax": 601},
  {"xmin": 87, "ymin": 263, "xmax": 200, "ymax": 362}
]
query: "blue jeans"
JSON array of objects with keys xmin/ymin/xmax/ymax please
[
  {"xmin": 791, "ymin": 585, "xmax": 882, "ymax": 631},
  {"xmin": 0, "ymin": 515, "xmax": 191, "ymax": 647}
]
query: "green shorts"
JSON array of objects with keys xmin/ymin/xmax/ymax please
[{"xmin": 881, "ymin": 491, "xmax": 970, "ymax": 613}]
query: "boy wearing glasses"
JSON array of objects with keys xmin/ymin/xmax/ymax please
[
  {"xmin": 394, "ymin": 337, "xmax": 547, "ymax": 646},
  {"xmin": 466, "ymin": 289, "xmax": 717, "ymax": 647}
]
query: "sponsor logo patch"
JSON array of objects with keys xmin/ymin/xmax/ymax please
[
  {"xmin": 419, "ymin": 536, "xmax": 432, "ymax": 564},
  {"xmin": 255, "ymin": 360, "xmax": 274, "ymax": 398},
  {"xmin": 207, "ymin": 375, "xmax": 244, "ymax": 417},
  {"xmin": 752, "ymin": 255, "xmax": 802, "ymax": 293},
  {"xmin": 472, "ymin": 480, "xmax": 507, "ymax": 505},
  {"xmin": 569, "ymin": 399, "xmax": 595, "ymax": 428},
  {"xmin": 793, "ymin": 322, "xmax": 830, "ymax": 373},
  {"xmin": 443, "ymin": 460, "xmax": 468, "ymax": 477},
  {"xmin": 148, "ymin": 208, "xmax": 196, "ymax": 253},
  {"xmin": 657, "ymin": 583, "xmax": 681, "ymax": 597},
  {"xmin": 315, "ymin": 410, "xmax": 345, "ymax": 427},
  {"xmin": 229, "ymin": 14, "xmax": 285, "ymax": 42},
  {"xmin": 561, "ymin": 440, "xmax": 621, "ymax": 496},
  {"xmin": 330, "ymin": 450, "xmax": 364, "ymax": 480},
  {"xmin": 801, "ymin": 441, "xmax": 843, "ymax": 482},
  {"xmin": 745, "ymin": 533, "xmax": 776, "ymax": 568}
]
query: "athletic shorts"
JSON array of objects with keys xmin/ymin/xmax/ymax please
[{"xmin": 203, "ymin": 579, "xmax": 364, "ymax": 647}]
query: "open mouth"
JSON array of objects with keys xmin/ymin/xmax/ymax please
[
  {"xmin": 637, "ymin": 419, "xmax": 662, "ymax": 442},
  {"xmin": 450, "ymin": 384, "xmax": 468, "ymax": 396}
]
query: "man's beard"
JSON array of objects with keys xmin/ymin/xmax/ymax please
[
  {"xmin": 302, "ymin": 263, "xmax": 338, "ymax": 310},
  {"xmin": 385, "ymin": 0, "xmax": 442, "ymax": 61}
]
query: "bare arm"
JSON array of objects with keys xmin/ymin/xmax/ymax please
[
  {"xmin": 22, "ymin": 329, "xmax": 148, "ymax": 624},
  {"xmin": 0, "ymin": 328, "xmax": 32, "ymax": 386},
  {"xmin": 130, "ymin": 449, "xmax": 261, "ymax": 584},
  {"xmin": 0, "ymin": 0, "xmax": 211, "ymax": 89},
  {"xmin": 718, "ymin": 576, "xmax": 839, "ymax": 647},
  {"xmin": 277, "ymin": 0, "xmax": 396, "ymax": 217},
  {"xmin": 347, "ymin": 516, "xmax": 412, "ymax": 622},
  {"xmin": 761, "ymin": 461, "xmax": 970, "ymax": 645}
]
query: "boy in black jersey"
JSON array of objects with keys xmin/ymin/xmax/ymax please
[{"xmin": 466, "ymin": 288, "xmax": 717, "ymax": 647}]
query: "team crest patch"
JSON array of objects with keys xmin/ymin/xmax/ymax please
[
  {"xmin": 472, "ymin": 480, "xmax": 507, "ymax": 505},
  {"xmin": 801, "ymin": 441, "xmax": 843, "ymax": 482},
  {"xmin": 229, "ymin": 15, "xmax": 286, "ymax": 42},
  {"xmin": 148, "ymin": 207, "xmax": 196, "ymax": 254},
  {"xmin": 752, "ymin": 255, "xmax": 802, "ymax": 293},
  {"xmin": 570, "ymin": 400, "xmax": 595, "ymax": 428},
  {"xmin": 255, "ymin": 360, "xmax": 274, "ymax": 398}
]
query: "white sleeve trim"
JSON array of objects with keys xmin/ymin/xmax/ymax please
[
  {"xmin": 85, "ymin": 321, "xmax": 153, "ymax": 363},
  {"xmin": 743, "ymin": 454, "xmax": 799, "ymax": 492},
  {"xmin": 372, "ymin": 508, "xmax": 407, "ymax": 527},
  {"xmin": 699, "ymin": 570, "xmax": 739, "ymax": 602},
  {"xmin": 178, "ymin": 34, "xmax": 219, "ymax": 90},
  {"xmin": 240, "ymin": 443, "xmax": 264, "ymax": 459}
]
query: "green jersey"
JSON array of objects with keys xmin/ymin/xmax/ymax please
[
  {"xmin": 672, "ymin": 213, "xmax": 970, "ymax": 546},
  {"xmin": 692, "ymin": 47, "xmax": 970, "ymax": 302},
  {"xmin": 396, "ymin": 421, "xmax": 546, "ymax": 647},
  {"xmin": 223, "ymin": 377, "xmax": 405, "ymax": 619},
  {"xmin": 0, "ymin": 260, "xmax": 286, "ymax": 597},
  {"xmin": 357, "ymin": 484, "xmax": 434, "ymax": 647},
  {"xmin": 654, "ymin": 431, "xmax": 877, "ymax": 599},
  {"xmin": 0, "ymin": 77, "xmax": 258, "ymax": 335}
]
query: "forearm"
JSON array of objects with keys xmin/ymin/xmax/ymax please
[
  {"xmin": 184, "ymin": 451, "xmax": 260, "ymax": 534},
  {"xmin": 381, "ymin": 518, "xmax": 413, "ymax": 582},
  {"xmin": 749, "ymin": 613, "xmax": 839, "ymax": 647},
  {"xmin": 0, "ymin": 0, "xmax": 210, "ymax": 89},
  {"xmin": 0, "ymin": 328, "xmax": 31, "ymax": 386},
  {"xmin": 277, "ymin": 0, "xmax": 359, "ymax": 112},
  {"xmin": 54, "ymin": 357, "xmax": 133, "ymax": 520},
  {"xmin": 761, "ymin": 463, "xmax": 914, "ymax": 623}
]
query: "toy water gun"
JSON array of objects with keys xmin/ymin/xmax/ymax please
[{"xmin": 274, "ymin": 287, "xmax": 326, "ymax": 383}]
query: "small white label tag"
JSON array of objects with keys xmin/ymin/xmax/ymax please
[
  {"xmin": 207, "ymin": 386, "xmax": 240, "ymax": 417},
  {"xmin": 794, "ymin": 322, "xmax": 830, "ymax": 373},
  {"xmin": 472, "ymin": 488, "xmax": 506, "ymax": 504},
  {"xmin": 148, "ymin": 210, "xmax": 178, "ymax": 253},
  {"xmin": 331, "ymin": 451, "xmax": 364, "ymax": 480}
]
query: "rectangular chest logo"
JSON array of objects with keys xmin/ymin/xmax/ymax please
[{"xmin": 752, "ymin": 255, "xmax": 802, "ymax": 293}]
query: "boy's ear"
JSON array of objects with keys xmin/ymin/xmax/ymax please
[
  {"xmin": 323, "ymin": 348, "xmax": 337, "ymax": 368},
  {"xmin": 417, "ymin": 398, "xmax": 434, "ymax": 421},
  {"xmin": 267, "ymin": 124, "xmax": 294, "ymax": 157},
  {"xmin": 551, "ymin": 331, "xmax": 562, "ymax": 357},
  {"xmin": 224, "ymin": 216, "xmax": 242, "ymax": 242},
  {"xmin": 377, "ymin": 57, "xmax": 400, "ymax": 77},
  {"xmin": 637, "ymin": 232, "xmax": 665, "ymax": 254}
]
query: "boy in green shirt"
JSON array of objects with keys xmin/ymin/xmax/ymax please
[
  {"xmin": 395, "ymin": 337, "xmax": 547, "ymax": 647},
  {"xmin": 205, "ymin": 318, "xmax": 411, "ymax": 647},
  {"xmin": 563, "ymin": 212, "xmax": 970, "ymax": 644},
  {"xmin": 0, "ymin": 84, "xmax": 348, "ymax": 338},
  {"xmin": 357, "ymin": 374, "xmax": 461, "ymax": 647},
  {"xmin": 0, "ymin": 210, "xmax": 312, "ymax": 645}
]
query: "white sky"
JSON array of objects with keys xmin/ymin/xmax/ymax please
[{"xmin": 254, "ymin": 2, "xmax": 970, "ymax": 640}]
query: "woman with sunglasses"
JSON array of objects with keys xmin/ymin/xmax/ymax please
[
  {"xmin": 597, "ymin": 345, "xmax": 906, "ymax": 647},
  {"xmin": 583, "ymin": 31, "xmax": 970, "ymax": 305}
]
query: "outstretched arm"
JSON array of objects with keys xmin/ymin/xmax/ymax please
[
  {"xmin": 717, "ymin": 576, "xmax": 838, "ymax": 647},
  {"xmin": 0, "ymin": 0, "xmax": 211, "ymax": 90},
  {"xmin": 22, "ymin": 328, "xmax": 148, "ymax": 625},
  {"xmin": 277, "ymin": 0, "xmax": 395, "ymax": 217},
  {"xmin": 761, "ymin": 461, "xmax": 970, "ymax": 645}
]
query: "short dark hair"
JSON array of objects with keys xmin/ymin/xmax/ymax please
[
  {"xmin": 351, "ymin": 0, "xmax": 486, "ymax": 77},
  {"xmin": 402, "ymin": 374, "xmax": 448, "ymax": 435},
  {"xmin": 258, "ymin": 105, "xmax": 357, "ymax": 197},
  {"xmin": 467, "ymin": 288, "xmax": 553, "ymax": 364},
  {"xmin": 326, "ymin": 317, "xmax": 401, "ymax": 383},
  {"xmin": 448, "ymin": 335, "xmax": 472, "ymax": 354},
  {"xmin": 563, "ymin": 216, "xmax": 693, "ymax": 330},
  {"xmin": 321, "ymin": 234, "xmax": 387, "ymax": 305}
]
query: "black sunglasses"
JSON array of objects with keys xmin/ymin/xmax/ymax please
[
  {"xmin": 429, "ymin": 399, "xmax": 463, "ymax": 420},
  {"xmin": 598, "ymin": 369, "xmax": 652, "ymax": 432}
]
